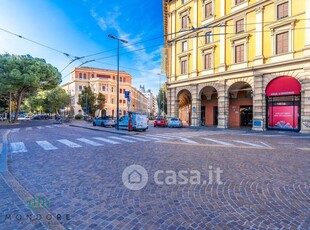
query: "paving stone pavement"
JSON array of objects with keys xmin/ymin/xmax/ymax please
[{"xmin": 1, "ymin": 127, "xmax": 310, "ymax": 229}]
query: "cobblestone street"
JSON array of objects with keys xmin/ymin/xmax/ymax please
[{"xmin": 0, "ymin": 124, "xmax": 310, "ymax": 229}]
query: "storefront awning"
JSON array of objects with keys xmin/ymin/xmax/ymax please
[{"xmin": 266, "ymin": 76, "xmax": 301, "ymax": 96}]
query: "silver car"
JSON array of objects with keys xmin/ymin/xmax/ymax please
[
  {"xmin": 93, "ymin": 116, "xmax": 115, "ymax": 127},
  {"xmin": 168, "ymin": 117, "xmax": 183, "ymax": 128}
]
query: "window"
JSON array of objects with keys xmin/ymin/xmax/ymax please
[
  {"xmin": 235, "ymin": 0, "xmax": 245, "ymax": 4},
  {"xmin": 182, "ymin": 0, "xmax": 188, "ymax": 4},
  {"xmin": 120, "ymin": 89, "xmax": 123, "ymax": 94},
  {"xmin": 235, "ymin": 44, "xmax": 244, "ymax": 63},
  {"xmin": 181, "ymin": 41, "xmax": 188, "ymax": 52},
  {"xmin": 204, "ymin": 2, "xmax": 212, "ymax": 18},
  {"xmin": 123, "ymin": 77, "xmax": 126, "ymax": 83},
  {"xmin": 277, "ymin": 2, "xmax": 288, "ymax": 19},
  {"xmin": 181, "ymin": 15, "xmax": 188, "ymax": 29},
  {"xmin": 180, "ymin": 59, "xmax": 188, "ymax": 75},
  {"xmin": 120, "ymin": 77, "xmax": 122, "ymax": 82},
  {"xmin": 112, "ymin": 99, "xmax": 114, "ymax": 104},
  {"xmin": 113, "ymin": 76, "xmax": 115, "ymax": 80},
  {"xmin": 79, "ymin": 73, "xmax": 82, "ymax": 79},
  {"xmin": 92, "ymin": 74, "xmax": 94, "ymax": 78},
  {"xmin": 102, "ymin": 86, "xmax": 106, "ymax": 91},
  {"xmin": 235, "ymin": 19, "xmax": 244, "ymax": 33},
  {"xmin": 276, "ymin": 32, "xmax": 288, "ymax": 54},
  {"xmin": 205, "ymin": 32, "xmax": 212, "ymax": 44},
  {"xmin": 112, "ymin": 87, "xmax": 114, "ymax": 92},
  {"xmin": 203, "ymin": 53, "xmax": 212, "ymax": 69},
  {"xmin": 79, "ymin": 85, "xmax": 82, "ymax": 91},
  {"xmin": 83, "ymin": 73, "xmax": 86, "ymax": 79}
]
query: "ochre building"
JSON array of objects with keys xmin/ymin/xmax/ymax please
[
  {"xmin": 61, "ymin": 67, "xmax": 148, "ymax": 117},
  {"xmin": 163, "ymin": 0, "xmax": 310, "ymax": 133}
]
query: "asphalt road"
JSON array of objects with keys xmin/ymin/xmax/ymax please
[{"xmin": 1, "ymin": 121, "xmax": 309, "ymax": 229}]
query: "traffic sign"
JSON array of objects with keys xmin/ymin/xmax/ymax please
[{"xmin": 124, "ymin": 91, "xmax": 130, "ymax": 99}]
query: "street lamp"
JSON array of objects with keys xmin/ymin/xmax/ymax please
[{"xmin": 108, "ymin": 34, "xmax": 128, "ymax": 130}]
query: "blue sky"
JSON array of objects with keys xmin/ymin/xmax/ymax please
[{"xmin": 0, "ymin": 0, "xmax": 164, "ymax": 95}]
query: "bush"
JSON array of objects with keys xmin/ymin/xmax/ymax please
[{"xmin": 75, "ymin": 114, "xmax": 83, "ymax": 120}]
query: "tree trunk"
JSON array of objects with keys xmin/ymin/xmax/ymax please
[{"xmin": 13, "ymin": 90, "xmax": 25, "ymax": 123}]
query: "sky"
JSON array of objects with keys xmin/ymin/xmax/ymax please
[{"xmin": 0, "ymin": 0, "xmax": 165, "ymax": 95}]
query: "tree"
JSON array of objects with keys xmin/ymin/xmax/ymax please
[
  {"xmin": 44, "ymin": 87, "xmax": 70, "ymax": 114},
  {"xmin": 77, "ymin": 86, "xmax": 96, "ymax": 117},
  {"xmin": 0, "ymin": 54, "xmax": 61, "ymax": 122},
  {"xmin": 157, "ymin": 84, "xmax": 167, "ymax": 115},
  {"xmin": 96, "ymin": 92, "xmax": 106, "ymax": 116}
]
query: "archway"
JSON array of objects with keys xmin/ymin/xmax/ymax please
[
  {"xmin": 178, "ymin": 90, "xmax": 192, "ymax": 126},
  {"xmin": 200, "ymin": 86, "xmax": 218, "ymax": 126},
  {"xmin": 265, "ymin": 76, "xmax": 301, "ymax": 131},
  {"xmin": 228, "ymin": 82, "xmax": 253, "ymax": 128}
]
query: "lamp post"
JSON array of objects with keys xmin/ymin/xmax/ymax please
[{"xmin": 108, "ymin": 34, "xmax": 128, "ymax": 130}]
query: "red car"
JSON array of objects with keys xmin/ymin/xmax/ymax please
[{"xmin": 154, "ymin": 116, "xmax": 167, "ymax": 127}]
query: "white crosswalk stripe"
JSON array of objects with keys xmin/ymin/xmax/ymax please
[
  {"xmin": 57, "ymin": 139, "xmax": 82, "ymax": 148},
  {"xmin": 45, "ymin": 125, "xmax": 53, "ymax": 128},
  {"xmin": 108, "ymin": 136, "xmax": 136, "ymax": 143},
  {"xmin": 178, "ymin": 137, "xmax": 198, "ymax": 144},
  {"xmin": 10, "ymin": 142, "xmax": 27, "ymax": 153},
  {"xmin": 36, "ymin": 141, "xmax": 58, "ymax": 150},
  {"xmin": 232, "ymin": 140, "xmax": 268, "ymax": 148},
  {"xmin": 11, "ymin": 128, "xmax": 20, "ymax": 133},
  {"xmin": 76, "ymin": 138, "xmax": 103, "ymax": 146},
  {"xmin": 93, "ymin": 137, "xmax": 120, "ymax": 144},
  {"xmin": 25, "ymin": 127, "xmax": 32, "ymax": 131},
  {"xmin": 145, "ymin": 134, "xmax": 172, "ymax": 140},
  {"xmin": 202, "ymin": 138, "xmax": 235, "ymax": 146},
  {"xmin": 37, "ymin": 126, "xmax": 43, "ymax": 129},
  {"xmin": 125, "ymin": 136, "xmax": 151, "ymax": 142}
]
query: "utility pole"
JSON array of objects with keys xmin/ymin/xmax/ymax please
[{"xmin": 9, "ymin": 92, "xmax": 12, "ymax": 123}]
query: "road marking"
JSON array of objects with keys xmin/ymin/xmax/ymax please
[
  {"xmin": 232, "ymin": 140, "xmax": 266, "ymax": 148},
  {"xmin": 54, "ymin": 125, "xmax": 63, "ymax": 127},
  {"xmin": 157, "ymin": 141, "xmax": 274, "ymax": 150},
  {"xmin": 36, "ymin": 141, "xmax": 58, "ymax": 150},
  {"xmin": 202, "ymin": 138, "xmax": 235, "ymax": 146},
  {"xmin": 25, "ymin": 127, "xmax": 32, "ymax": 131},
  {"xmin": 140, "ymin": 135, "xmax": 161, "ymax": 141},
  {"xmin": 93, "ymin": 137, "xmax": 120, "ymax": 144},
  {"xmin": 145, "ymin": 134, "xmax": 172, "ymax": 139},
  {"xmin": 37, "ymin": 126, "xmax": 43, "ymax": 129},
  {"xmin": 297, "ymin": 148, "xmax": 310, "ymax": 151},
  {"xmin": 259, "ymin": 142, "xmax": 273, "ymax": 149},
  {"xmin": 108, "ymin": 136, "xmax": 136, "ymax": 143},
  {"xmin": 125, "ymin": 136, "xmax": 150, "ymax": 142},
  {"xmin": 76, "ymin": 138, "xmax": 103, "ymax": 146},
  {"xmin": 11, "ymin": 128, "xmax": 20, "ymax": 133},
  {"xmin": 45, "ymin": 125, "xmax": 53, "ymax": 128},
  {"xmin": 10, "ymin": 142, "xmax": 27, "ymax": 153},
  {"xmin": 178, "ymin": 137, "xmax": 198, "ymax": 144},
  {"xmin": 57, "ymin": 139, "xmax": 82, "ymax": 148}
]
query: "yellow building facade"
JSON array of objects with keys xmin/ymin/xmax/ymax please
[
  {"xmin": 61, "ymin": 67, "xmax": 148, "ymax": 117},
  {"xmin": 163, "ymin": 0, "xmax": 310, "ymax": 132}
]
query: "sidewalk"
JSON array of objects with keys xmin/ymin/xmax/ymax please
[{"xmin": 69, "ymin": 120, "xmax": 140, "ymax": 136}]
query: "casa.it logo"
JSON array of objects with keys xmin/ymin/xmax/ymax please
[{"xmin": 122, "ymin": 165, "xmax": 148, "ymax": 191}]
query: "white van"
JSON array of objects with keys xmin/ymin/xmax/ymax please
[{"xmin": 117, "ymin": 112, "xmax": 148, "ymax": 131}]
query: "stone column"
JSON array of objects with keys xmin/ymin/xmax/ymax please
[
  {"xmin": 190, "ymin": 85, "xmax": 200, "ymax": 126},
  {"xmin": 300, "ymin": 68, "xmax": 310, "ymax": 133},
  {"xmin": 252, "ymin": 73, "xmax": 266, "ymax": 131},
  {"xmin": 217, "ymin": 81, "xmax": 229, "ymax": 128}
]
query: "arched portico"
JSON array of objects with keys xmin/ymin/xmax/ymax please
[
  {"xmin": 199, "ymin": 86, "xmax": 218, "ymax": 126},
  {"xmin": 177, "ymin": 90, "xmax": 192, "ymax": 126}
]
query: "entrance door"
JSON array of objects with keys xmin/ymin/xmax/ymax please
[
  {"xmin": 240, "ymin": 106, "xmax": 253, "ymax": 126},
  {"xmin": 213, "ymin": 106, "xmax": 218, "ymax": 126},
  {"xmin": 201, "ymin": 106, "xmax": 206, "ymax": 125}
]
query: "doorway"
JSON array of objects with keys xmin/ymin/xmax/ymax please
[
  {"xmin": 213, "ymin": 106, "xmax": 218, "ymax": 126},
  {"xmin": 240, "ymin": 106, "xmax": 253, "ymax": 126}
]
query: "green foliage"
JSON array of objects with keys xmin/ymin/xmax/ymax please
[
  {"xmin": 75, "ymin": 114, "xmax": 83, "ymax": 120},
  {"xmin": 77, "ymin": 86, "xmax": 97, "ymax": 117},
  {"xmin": 157, "ymin": 84, "xmax": 167, "ymax": 115},
  {"xmin": 97, "ymin": 92, "xmax": 106, "ymax": 111},
  {"xmin": 0, "ymin": 54, "xmax": 61, "ymax": 122}
]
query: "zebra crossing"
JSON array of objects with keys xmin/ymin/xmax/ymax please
[
  {"xmin": 9, "ymin": 125, "xmax": 66, "ymax": 133},
  {"xmin": 9, "ymin": 132, "xmax": 275, "ymax": 153}
]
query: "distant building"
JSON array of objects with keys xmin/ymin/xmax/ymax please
[
  {"xmin": 139, "ymin": 85, "xmax": 157, "ymax": 116},
  {"xmin": 61, "ymin": 67, "xmax": 148, "ymax": 117}
]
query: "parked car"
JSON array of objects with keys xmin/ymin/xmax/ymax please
[
  {"xmin": 93, "ymin": 116, "xmax": 115, "ymax": 127},
  {"xmin": 168, "ymin": 117, "xmax": 183, "ymax": 128},
  {"xmin": 154, "ymin": 116, "xmax": 168, "ymax": 127},
  {"xmin": 117, "ymin": 112, "xmax": 148, "ymax": 131},
  {"xmin": 32, "ymin": 114, "xmax": 48, "ymax": 120}
]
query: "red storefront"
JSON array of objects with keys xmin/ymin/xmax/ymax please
[{"xmin": 266, "ymin": 76, "xmax": 301, "ymax": 131}]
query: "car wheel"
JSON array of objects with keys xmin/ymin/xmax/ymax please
[{"xmin": 93, "ymin": 122, "xmax": 96, "ymax": 126}]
